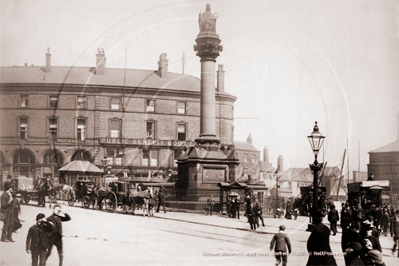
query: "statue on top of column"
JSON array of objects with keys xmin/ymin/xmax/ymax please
[{"xmin": 198, "ymin": 4, "xmax": 218, "ymax": 34}]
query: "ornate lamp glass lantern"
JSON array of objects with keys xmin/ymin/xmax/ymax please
[{"xmin": 307, "ymin": 121, "xmax": 325, "ymax": 159}]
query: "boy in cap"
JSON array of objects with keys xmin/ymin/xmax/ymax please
[
  {"xmin": 270, "ymin": 225, "xmax": 292, "ymax": 266},
  {"xmin": 26, "ymin": 213, "xmax": 53, "ymax": 266}
]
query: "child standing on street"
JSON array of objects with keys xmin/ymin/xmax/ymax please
[
  {"xmin": 26, "ymin": 213, "xmax": 53, "ymax": 266},
  {"xmin": 270, "ymin": 225, "xmax": 292, "ymax": 266}
]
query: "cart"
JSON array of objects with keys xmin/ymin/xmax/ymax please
[
  {"xmin": 11, "ymin": 176, "xmax": 50, "ymax": 207},
  {"xmin": 68, "ymin": 180, "xmax": 98, "ymax": 208}
]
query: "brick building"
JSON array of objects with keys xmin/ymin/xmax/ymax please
[{"xmin": 0, "ymin": 49, "xmax": 236, "ymax": 186}]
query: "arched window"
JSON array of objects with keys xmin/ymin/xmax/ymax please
[
  {"xmin": 71, "ymin": 150, "xmax": 92, "ymax": 162},
  {"xmin": 12, "ymin": 149, "xmax": 36, "ymax": 178},
  {"xmin": 43, "ymin": 150, "xmax": 64, "ymax": 165},
  {"xmin": 13, "ymin": 149, "xmax": 35, "ymax": 164}
]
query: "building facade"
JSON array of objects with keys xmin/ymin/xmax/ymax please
[
  {"xmin": 0, "ymin": 49, "xmax": 236, "ymax": 185},
  {"xmin": 234, "ymin": 134, "xmax": 260, "ymax": 181},
  {"xmin": 368, "ymin": 139, "xmax": 399, "ymax": 207}
]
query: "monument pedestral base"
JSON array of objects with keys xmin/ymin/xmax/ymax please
[{"xmin": 176, "ymin": 139, "xmax": 239, "ymax": 190}]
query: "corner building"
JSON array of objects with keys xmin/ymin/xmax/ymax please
[{"xmin": 0, "ymin": 50, "xmax": 236, "ymax": 185}]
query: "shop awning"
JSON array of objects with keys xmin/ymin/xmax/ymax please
[{"xmin": 59, "ymin": 160, "xmax": 103, "ymax": 173}]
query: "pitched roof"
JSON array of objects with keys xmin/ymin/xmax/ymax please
[
  {"xmin": 259, "ymin": 161, "xmax": 274, "ymax": 172},
  {"xmin": 279, "ymin": 166, "xmax": 341, "ymax": 182},
  {"xmin": 0, "ymin": 66, "xmax": 232, "ymax": 96},
  {"xmin": 234, "ymin": 141, "xmax": 259, "ymax": 152},
  {"xmin": 369, "ymin": 140, "xmax": 399, "ymax": 153}
]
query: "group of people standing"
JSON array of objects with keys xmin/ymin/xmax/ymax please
[
  {"xmin": 1, "ymin": 181, "xmax": 71, "ymax": 266},
  {"xmin": 339, "ymin": 201, "xmax": 398, "ymax": 265}
]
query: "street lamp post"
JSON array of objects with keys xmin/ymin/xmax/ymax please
[
  {"xmin": 274, "ymin": 170, "xmax": 281, "ymax": 215},
  {"xmin": 101, "ymin": 155, "xmax": 108, "ymax": 185},
  {"xmin": 307, "ymin": 121, "xmax": 325, "ymax": 231}
]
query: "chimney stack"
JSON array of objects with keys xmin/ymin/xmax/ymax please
[
  {"xmin": 247, "ymin": 134, "xmax": 252, "ymax": 144},
  {"xmin": 277, "ymin": 155, "xmax": 284, "ymax": 172},
  {"xmin": 158, "ymin": 53, "xmax": 168, "ymax": 78},
  {"xmin": 96, "ymin": 48, "xmax": 106, "ymax": 75},
  {"xmin": 263, "ymin": 146, "xmax": 269, "ymax": 163},
  {"xmin": 45, "ymin": 47, "xmax": 51, "ymax": 73},
  {"xmin": 217, "ymin": 64, "xmax": 225, "ymax": 93}
]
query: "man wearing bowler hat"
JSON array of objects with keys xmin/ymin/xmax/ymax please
[
  {"xmin": 306, "ymin": 210, "xmax": 337, "ymax": 266},
  {"xmin": 1, "ymin": 181, "xmax": 15, "ymax": 242}
]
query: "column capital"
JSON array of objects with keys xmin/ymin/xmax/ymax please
[{"xmin": 194, "ymin": 36, "xmax": 223, "ymax": 60}]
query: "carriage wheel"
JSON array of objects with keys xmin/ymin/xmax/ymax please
[
  {"xmin": 23, "ymin": 194, "xmax": 30, "ymax": 204},
  {"xmin": 68, "ymin": 193, "xmax": 75, "ymax": 206},
  {"xmin": 82, "ymin": 196, "xmax": 91, "ymax": 209},
  {"xmin": 106, "ymin": 192, "xmax": 117, "ymax": 212}
]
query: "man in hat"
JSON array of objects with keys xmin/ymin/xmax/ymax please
[
  {"xmin": 306, "ymin": 210, "xmax": 337, "ymax": 266},
  {"xmin": 1, "ymin": 181, "xmax": 14, "ymax": 242},
  {"xmin": 156, "ymin": 186, "xmax": 167, "ymax": 214},
  {"xmin": 328, "ymin": 204, "xmax": 339, "ymax": 236},
  {"xmin": 270, "ymin": 225, "xmax": 292, "ymax": 266},
  {"xmin": 26, "ymin": 213, "xmax": 53, "ymax": 266},
  {"xmin": 46, "ymin": 205, "xmax": 71, "ymax": 266}
]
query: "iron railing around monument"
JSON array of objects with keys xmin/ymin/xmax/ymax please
[{"xmin": 164, "ymin": 188, "xmax": 221, "ymax": 213}]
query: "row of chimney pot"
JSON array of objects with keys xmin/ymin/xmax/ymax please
[{"xmin": 20, "ymin": 48, "xmax": 226, "ymax": 92}]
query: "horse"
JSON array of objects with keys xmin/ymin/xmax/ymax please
[
  {"xmin": 129, "ymin": 189, "xmax": 151, "ymax": 216},
  {"xmin": 52, "ymin": 184, "xmax": 74, "ymax": 203}
]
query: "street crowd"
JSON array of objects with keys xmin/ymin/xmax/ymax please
[{"xmin": 1, "ymin": 181, "xmax": 71, "ymax": 266}]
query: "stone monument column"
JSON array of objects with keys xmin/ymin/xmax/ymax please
[
  {"xmin": 194, "ymin": 4, "xmax": 223, "ymax": 148},
  {"xmin": 177, "ymin": 4, "xmax": 238, "ymax": 192}
]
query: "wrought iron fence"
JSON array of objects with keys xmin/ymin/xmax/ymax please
[{"xmin": 162, "ymin": 187, "xmax": 298, "ymax": 216}]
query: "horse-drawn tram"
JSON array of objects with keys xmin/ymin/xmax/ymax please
[{"xmin": 11, "ymin": 176, "xmax": 53, "ymax": 207}]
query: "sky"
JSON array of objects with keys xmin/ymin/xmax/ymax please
[{"xmin": 1, "ymin": 0, "xmax": 399, "ymax": 176}]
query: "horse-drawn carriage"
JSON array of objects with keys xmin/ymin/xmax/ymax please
[
  {"xmin": 11, "ymin": 176, "xmax": 54, "ymax": 207},
  {"xmin": 67, "ymin": 180, "xmax": 98, "ymax": 208}
]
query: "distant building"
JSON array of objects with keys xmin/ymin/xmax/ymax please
[
  {"xmin": 234, "ymin": 134, "xmax": 260, "ymax": 181},
  {"xmin": 278, "ymin": 166, "xmax": 342, "ymax": 198},
  {"xmin": 0, "ymin": 49, "xmax": 236, "ymax": 186},
  {"xmin": 367, "ymin": 127, "xmax": 399, "ymax": 206}
]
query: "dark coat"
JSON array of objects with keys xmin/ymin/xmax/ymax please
[
  {"xmin": 362, "ymin": 235, "xmax": 382, "ymax": 253},
  {"xmin": 328, "ymin": 208, "xmax": 339, "ymax": 222},
  {"xmin": 342, "ymin": 228, "xmax": 362, "ymax": 252},
  {"xmin": 270, "ymin": 232, "xmax": 292, "ymax": 253},
  {"xmin": 380, "ymin": 213, "xmax": 389, "ymax": 227},
  {"xmin": 26, "ymin": 222, "xmax": 53, "ymax": 251},
  {"xmin": 158, "ymin": 187, "xmax": 167, "ymax": 202},
  {"xmin": 306, "ymin": 222, "xmax": 337, "ymax": 266},
  {"xmin": 392, "ymin": 218, "xmax": 399, "ymax": 239},
  {"xmin": 47, "ymin": 213, "xmax": 71, "ymax": 240},
  {"xmin": 1, "ymin": 191, "xmax": 13, "ymax": 215}
]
